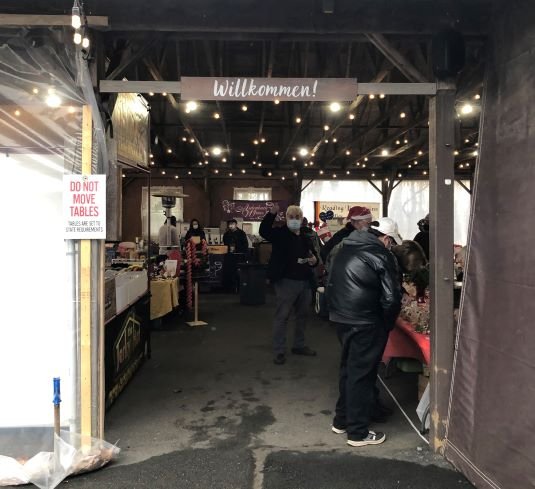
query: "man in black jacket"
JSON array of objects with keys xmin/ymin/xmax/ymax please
[
  {"xmin": 260, "ymin": 204, "xmax": 319, "ymax": 365},
  {"xmin": 327, "ymin": 218, "xmax": 402, "ymax": 447},
  {"xmin": 320, "ymin": 206, "xmax": 373, "ymax": 264}
]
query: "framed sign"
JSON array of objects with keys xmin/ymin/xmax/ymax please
[
  {"xmin": 63, "ymin": 174, "xmax": 107, "ymax": 239},
  {"xmin": 314, "ymin": 201, "xmax": 381, "ymax": 222},
  {"xmin": 181, "ymin": 77, "xmax": 358, "ymax": 102},
  {"xmin": 221, "ymin": 200, "xmax": 287, "ymax": 221}
]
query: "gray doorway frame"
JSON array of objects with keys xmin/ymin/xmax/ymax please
[{"xmin": 101, "ymin": 78, "xmax": 456, "ymax": 454}]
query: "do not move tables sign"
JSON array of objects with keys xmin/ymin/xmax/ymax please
[{"xmin": 63, "ymin": 174, "xmax": 107, "ymax": 239}]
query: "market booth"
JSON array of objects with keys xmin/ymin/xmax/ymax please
[{"xmin": 0, "ymin": 27, "xmax": 123, "ymax": 486}]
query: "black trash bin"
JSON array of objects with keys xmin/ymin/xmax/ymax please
[{"xmin": 239, "ymin": 263, "xmax": 267, "ymax": 305}]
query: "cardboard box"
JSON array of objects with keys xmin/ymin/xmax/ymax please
[
  {"xmin": 207, "ymin": 245, "xmax": 228, "ymax": 255},
  {"xmin": 418, "ymin": 373, "xmax": 429, "ymax": 401}
]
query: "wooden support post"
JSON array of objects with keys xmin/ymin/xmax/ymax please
[
  {"xmin": 428, "ymin": 83, "xmax": 456, "ymax": 454},
  {"xmin": 80, "ymin": 105, "xmax": 93, "ymax": 443}
]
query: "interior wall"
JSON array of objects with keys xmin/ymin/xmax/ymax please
[
  {"xmin": 121, "ymin": 176, "xmax": 294, "ymax": 241},
  {"xmin": 444, "ymin": 1, "xmax": 535, "ymax": 488}
]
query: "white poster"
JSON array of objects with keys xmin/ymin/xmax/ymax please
[
  {"xmin": 314, "ymin": 201, "xmax": 381, "ymax": 221},
  {"xmin": 63, "ymin": 174, "xmax": 107, "ymax": 239}
]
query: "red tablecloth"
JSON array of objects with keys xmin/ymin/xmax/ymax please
[{"xmin": 382, "ymin": 317, "xmax": 431, "ymax": 366}]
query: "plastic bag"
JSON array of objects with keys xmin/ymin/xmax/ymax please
[{"xmin": 0, "ymin": 431, "xmax": 120, "ymax": 488}]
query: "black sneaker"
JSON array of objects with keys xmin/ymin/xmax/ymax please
[
  {"xmin": 291, "ymin": 346, "xmax": 317, "ymax": 356},
  {"xmin": 273, "ymin": 353, "xmax": 286, "ymax": 365},
  {"xmin": 347, "ymin": 431, "xmax": 386, "ymax": 447}
]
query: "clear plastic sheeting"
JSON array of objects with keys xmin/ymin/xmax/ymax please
[
  {"xmin": 0, "ymin": 26, "xmax": 114, "ymax": 487},
  {"xmin": 0, "ymin": 431, "xmax": 120, "ymax": 488}
]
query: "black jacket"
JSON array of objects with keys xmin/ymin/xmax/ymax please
[
  {"xmin": 413, "ymin": 231, "xmax": 429, "ymax": 260},
  {"xmin": 260, "ymin": 212, "xmax": 318, "ymax": 282},
  {"xmin": 327, "ymin": 230, "xmax": 402, "ymax": 330},
  {"xmin": 320, "ymin": 223, "xmax": 353, "ymax": 263},
  {"xmin": 223, "ymin": 228, "xmax": 249, "ymax": 254}
]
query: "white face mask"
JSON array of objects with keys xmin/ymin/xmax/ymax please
[
  {"xmin": 192, "ymin": 224, "xmax": 199, "ymax": 229},
  {"xmin": 287, "ymin": 219, "xmax": 302, "ymax": 231}
]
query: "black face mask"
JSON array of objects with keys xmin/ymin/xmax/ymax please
[{"xmin": 418, "ymin": 219, "xmax": 429, "ymax": 232}]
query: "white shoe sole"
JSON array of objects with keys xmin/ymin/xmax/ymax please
[
  {"xmin": 347, "ymin": 434, "xmax": 386, "ymax": 447},
  {"xmin": 331, "ymin": 426, "xmax": 347, "ymax": 434}
]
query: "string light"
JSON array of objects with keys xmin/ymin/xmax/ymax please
[
  {"xmin": 304, "ymin": 163, "xmax": 308, "ymax": 167},
  {"xmin": 404, "ymin": 139, "xmax": 408, "ymax": 144},
  {"xmin": 396, "ymin": 140, "xmax": 401, "ymax": 145},
  {"xmin": 293, "ymin": 172, "xmax": 298, "ymax": 176},
  {"xmin": 149, "ymin": 153, "xmax": 153, "ymax": 158},
  {"xmin": 162, "ymin": 92, "xmax": 167, "ymax": 97},
  {"xmin": 461, "ymin": 103, "xmax": 473, "ymax": 115},
  {"xmin": 371, "ymin": 173, "xmax": 376, "ymax": 177},
  {"xmin": 346, "ymin": 150, "xmax": 351, "ymax": 155},
  {"xmin": 253, "ymin": 139, "xmax": 259, "ymax": 145},
  {"xmin": 175, "ymin": 175, "xmax": 179, "ymax": 179},
  {"xmin": 182, "ymin": 137, "xmax": 187, "ymax": 142},
  {"xmin": 465, "ymin": 138, "xmax": 470, "ymax": 143},
  {"xmin": 418, "ymin": 150, "xmax": 423, "ymax": 156},
  {"xmin": 268, "ymin": 172, "xmax": 272, "ymax": 176},
  {"xmin": 167, "ymin": 148, "xmax": 172, "ymax": 154},
  {"xmin": 74, "ymin": 32, "xmax": 82, "ymax": 45},
  {"xmin": 45, "ymin": 88, "xmax": 62, "ymax": 107},
  {"xmin": 319, "ymin": 170, "xmax": 324, "ymax": 175},
  {"xmin": 258, "ymin": 163, "xmax": 262, "ymax": 167},
  {"xmin": 281, "ymin": 176, "xmax": 285, "ymax": 180},
  {"xmin": 150, "ymin": 161, "xmax": 155, "ymax": 166},
  {"xmin": 212, "ymin": 146, "xmax": 222, "ymax": 156},
  {"xmin": 397, "ymin": 173, "xmax": 402, "ymax": 178},
  {"xmin": 82, "ymin": 36, "xmax": 90, "ymax": 49},
  {"xmin": 186, "ymin": 101, "xmax": 198, "ymax": 112},
  {"xmin": 241, "ymin": 104, "xmax": 248, "ymax": 112},
  {"xmin": 190, "ymin": 138, "xmax": 195, "ymax": 143},
  {"xmin": 222, "ymin": 157, "xmax": 227, "ymax": 163},
  {"xmin": 324, "ymin": 125, "xmax": 330, "ymax": 131},
  {"xmin": 329, "ymin": 102, "xmax": 341, "ymax": 112},
  {"xmin": 240, "ymin": 152, "xmax": 245, "ymax": 157},
  {"xmin": 381, "ymin": 149, "xmax": 389, "ymax": 156},
  {"xmin": 214, "ymin": 169, "xmax": 219, "ymax": 174},
  {"xmin": 214, "ymin": 112, "xmax": 220, "ymax": 119},
  {"xmin": 349, "ymin": 114, "xmax": 355, "ymax": 120},
  {"xmin": 274, "ymin": 99, "xmax": 280, "ymax": 105},
  {"xmin": 364, "ymin": 157, "xmax": 368, "ymax": 162},
  {"xmin": 414, "ymin": 160, "xmax": 418, "ymax": 165},
  {"xmin": 71, "ymin": 5, "xmax": 81, "ymax": 29},
  {"xmin": 299, "ymin": 148, "xmax": 308, "ymax": 157},
  {"xmin": 423, "ymin": 170, "xmax": 428, "ymax": 175},
  {"xmin": 188, "ymin": 171, "xmax": 192, "ymax": 175},
  {"xmin": 474, "ymin": 94, "xmax": 481, "ymax": 100},
  {"xmin": 309, "ymin": 161, "xmax": 314, "ymax": 166},
  {"xmin": 324, "ymin": 139, "xmax": 329, "ymax": 144},
  {"xmin": 149, "ymin": 92, "xmax": 154, "ymax": 96},
  {"xmin": 454, "ymin": 150, "xmax": 459, "ymax": 155},
  {"xmin": 379, "ymin": 94, "xmax": 385, "ymax": 99},
  {"xmin": 346, "ymin": 171, "xmax": 350, "ymax": 175},
  {"xmin": 122, "ymin": 173, "xmax": 126, "ymax": 178},
  {"xmin": 261, "ymin": 137, "xmax": 266, "ymax": 143},
  {"xmin": 241, "ymin": 169, "xmax": 246, "ymax": 173},
  {"xmin": 32, "ymin": 88, "xmax": 39, "ymax": 94},
  {"xmin": 333, "ymin": 138, "xmax": 337, "ymax": 143},
  {"xmin": 362, "ymin": 164, "xmax": 366, "ymax": 168},
  {"xmin": 274, "ymin": 151, "xmax": 279, "ymax": 156},
  {"xmin": 14, "ymin": 110, "xmax": 20, "ymax": 116},
  {"xmin": 68, "ymin": 106, "xmax": 76, "ymax": 114},
  {"xmin": 369, "ymin": 94, "xmax": 375, "ymax": 99},
  {"xmin": 333, "ymin": 174, "xmax": 337, "ymax": 178},
  {"xmin": 400, "ymin": 112, "xmax": 406, "ymax": 118},
  {"xmin": 161, "ymin": 170, "xmax": 166, "ymax": 175},
  {"xmin": 229, "ymin": 172, "xmax": 233, "ymax": 176},
  {"xmin": 292, "ymin": 156, "xmax": 297, "ymax": 161},
  {"xmin": 296, "ymin": 117, "xmax": 302, "ymax": 123}
]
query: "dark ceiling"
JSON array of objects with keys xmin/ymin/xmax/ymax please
[{"xmin": 0, "ymin": 0, "xmax": 492, "ymax": 180}]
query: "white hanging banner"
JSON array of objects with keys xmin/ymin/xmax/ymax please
[
  {"xmin": 63, "ymin": 174, "xmax": 107, "ymax": 239},
  {"xmin": 181, "ymin": 77, "xmax": 358, "ymax": 101}
]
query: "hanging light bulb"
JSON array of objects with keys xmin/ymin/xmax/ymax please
[
  {"xmin": 73, "ymin": 31, "xmax": 82, "ymax": 45},
  {"xmin": 82, "ymin": 36, "xmax": 90, "ymax": 49},
  {"xmin": 71, "ymin": 5, "xmax": 81, "ymax": 29},
  {"xmin": 45, "ymin": 88, "xmax": 61, "ymax": 108}
]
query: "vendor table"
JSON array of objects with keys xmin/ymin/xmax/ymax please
[
  {"xmin": 150, "ymin": 277, "xmax": 179, "ymax": 320},
  {"xmin": 382, "ymin": 317, "xmax": 431, "ymax": 366}
]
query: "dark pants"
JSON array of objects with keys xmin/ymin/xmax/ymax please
[
  {"xmin": 333, "ymin": 322, "xmax": 388, "ymax": 439},
  {"xmin": 273, "ymin": 278, "xmax": 311, "ymax": 355}
]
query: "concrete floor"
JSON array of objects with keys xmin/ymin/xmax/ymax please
[{"xmin": 66, "ymin": 292, "xmax": 472, "ymax": 488}]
